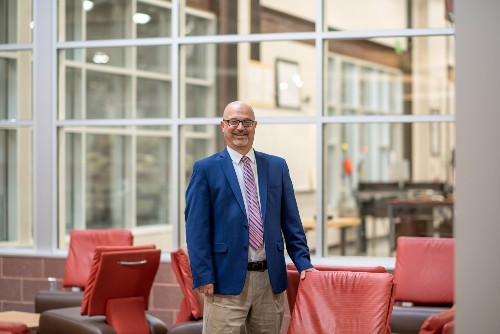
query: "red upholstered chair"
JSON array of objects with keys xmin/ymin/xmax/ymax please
[
  {"xmin": 0, "ymin": 322, "xmax": 30, "ymax": 334},
  {"xmin": 38, "ymin": 245, "xmax": 167, "ymax": 334},
  {"xmin": 170, "ymin": 248, "xmax": 203, "ymax": 323},
  {"xmin": 285, "ymin": 263, "xmax": 387, "ymax": 314},
  {"xmin": 167, "ymin": 248, "xmax": 204, "ymax": 334},
  {"xmin": 35, "ymin": 229, "xmax": 133, "ymax": 313},
  {"xmin": 419, "ymin": 307, "xmax": 455, "ymax": 334},
  {"xmin": 391, "ymin": 237, "xmax": 454, "ymax": 334},
  {"xmin": 287, "ymin": 271, "xmax": 396, "ymax": 334}
]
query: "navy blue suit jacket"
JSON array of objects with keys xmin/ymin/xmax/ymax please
[{"xmin": 185, "ymin": 148, "xmax": 313, "ymax": 295}]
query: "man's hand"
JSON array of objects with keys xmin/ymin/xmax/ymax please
[
  {"xmin": 195, "ymin": 283, "xmax": 214, "ymax": 295},
  {"xmin": 300, "ymin": 267, "xmax": 318, "ymax": 280}
]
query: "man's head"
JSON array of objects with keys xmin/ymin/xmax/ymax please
[{"xmin": 220, "ymin": 101, "xmax": 257, "ymax": 155}]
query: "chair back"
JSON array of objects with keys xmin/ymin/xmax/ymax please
[
  {"xmin": 288, "ymin": 271, "xmax": 395, "ymax": 334},
  {"xmin": 171, "ymin": 248, "xmax": 204, "ymax": 323},
  {"xmin": 63, "ymin": 229, "xmax": 133, "ymax": 288},
  {"xmin": 285, "ymin": 263, "xmax": 387, "ymax": 314},
  {"xmin": 394, "ymin": 237, "xmax": 454, "ymax": 304},
  {"xmin": 79, "ymin": 245, "xmax": 161, "ymax": 334}
]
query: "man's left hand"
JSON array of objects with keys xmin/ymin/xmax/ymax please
[{"xmin": 300, "ymin": 267, "xmax": 318, "ymax": 280}]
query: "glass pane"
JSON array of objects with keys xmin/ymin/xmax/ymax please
[
  {"xmin": 136, "ymin": 135, "xmax": 171, "ymax": 227},
  {"xmin": 60, "ymin": 126, "xmax": 172, "ymax": 251},
  {"xmin": 59, "ymin": 47, "xmax": 172, "ymax": 119},
  {"xmin": 181, "ymin": 0, "xmax": 315, "ymax": 36},
  {"xmin": 60, "ymin": 0, "xmax": 172, "ymax": 41},
  {"xmin": 179, "ymin": 123, "xmax": 317, "ymax": 256},
  {"xmin": 181, "ymin": 41, "xmax": 316, "ymax": 118},
  {"xmin": 325, "ymin": 36, "xmax": 455, "ymax": 116},
  {"xmin": 0, "ymin": 0, "xmax": 32, "ymax": 44},
  {"xmin": 324, "ymin": 122, "xmax": 455, "ymax": 257},
  {"xmin": 0, "ymin": 128, "xmax": 32, "ymax": 247},
  {"xmin": 326, "ymin": 0, "xmax": 453, "ymax": 30},
  {"xmin": 0, "ymin": 50, "xmax": 32, "ymax": 121}
]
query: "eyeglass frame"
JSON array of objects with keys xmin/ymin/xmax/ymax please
[{"xmin": 223, "ymin": 119, "xmax": 256, "ymax": 127}]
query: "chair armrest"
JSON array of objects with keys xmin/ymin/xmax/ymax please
[{"xmin": 35, "ymin": 290, "xmax": 84, "ymax": 314}]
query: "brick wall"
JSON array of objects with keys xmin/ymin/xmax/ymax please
[{"xmin": 0, "ymin": 256, "xmax": 291, "ymax": 332}]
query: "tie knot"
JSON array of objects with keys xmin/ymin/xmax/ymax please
[{"xmin": 241, "ymin": 156, "xmax": 251, "ymax": 164}]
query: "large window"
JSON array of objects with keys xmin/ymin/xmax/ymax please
[{"xmin": 1, "ymin": 0, "xmax": 455, "ymax": 260}]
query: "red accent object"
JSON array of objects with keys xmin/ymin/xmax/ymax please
[
  {"xmin": 81, "ymin": 244, "xmax": 156, "ymax": 315},
  {"xmin": 394, "ymin": 237, "xmax": 454, "ymax": 304},
  {"xmin": 171, "ymin": 248, "xmax": 204, "ymax": 323},
  {"xmin": 63, "ymin": 229, "xmax": 133, "ymax": 288},
  {"xmin": 285, "ymin": 263, "xmax": 387, "ymax": 314},
  {"xmin": 0, "ymin": 322, "xmax": 30, "ymax": 334},
  {"xmin": 287, "ymin": 271, "xmax": 396, "ymax": 334},
  {"xmin": 80, "ymin": 247, "xmax": 160, "ymax": 317},
  {"xmin": 419, "ymin": 307, "xmax": 455, "ymax": 334},
  {"xmin": 106, "ymin": 297, "xmax": 150, "ymax": 334},
  {"xmin": 343, "ymin": 157, "xmax": 353, "ymax": 175}
]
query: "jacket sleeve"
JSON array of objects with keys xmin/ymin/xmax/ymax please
[
  {"xmin": 279, "ymin": 160, "xmax": 314, "ymax": 272},
  {"xmin": 185, "ymin": 162, "xmax": 215, "ymax": 288}
]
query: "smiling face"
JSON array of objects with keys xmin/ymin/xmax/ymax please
[{"xmin": 220, "ymin": 101, "xmax": 257, "ymax": 155}]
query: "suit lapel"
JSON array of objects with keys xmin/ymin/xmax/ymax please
[
  {"xmin": 255, "ymin": 151, "xmax": 268, "ymax": 224},
  {"xmin": 219, "ymin": 149, "xmax": 246, "ymax": 215}
]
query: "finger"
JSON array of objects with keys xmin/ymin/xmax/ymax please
[{"xmin": 300, "ymin": 270, "xmax": 306, "ymax": 280}]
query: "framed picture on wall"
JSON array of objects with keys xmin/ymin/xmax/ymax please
[{"xmin": 275, "ymin": 59, "xmax": 302, "ymax": 109}]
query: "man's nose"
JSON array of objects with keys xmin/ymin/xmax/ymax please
[{"xmin": 236, "ymin": 121, "xmax": 245, "ymax": 129}]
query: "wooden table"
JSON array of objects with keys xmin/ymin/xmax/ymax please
[
  {"xmin": 302, "ymin": 217, "xmax": 361, "ymax": 255},
  {"xmin": 0, "ymin": 311, "xmax": 40, "ymax": 330}
]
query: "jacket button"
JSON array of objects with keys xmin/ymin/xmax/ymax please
[
  {"xmin": 243, "ymin": 246, "xmax": 248, "ymax": 251},
  {"xmin": 244, "ymin": 225, "xmax": 248, "ymax": 229}
]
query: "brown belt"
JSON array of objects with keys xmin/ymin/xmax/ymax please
[{"xmin": 247, "ymin": 260, "xmax": 267, "ymax": 271}]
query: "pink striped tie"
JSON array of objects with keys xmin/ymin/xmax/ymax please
[{"xmin": 241, "ymin": 156, "xmax": 264, "ymax": 249}]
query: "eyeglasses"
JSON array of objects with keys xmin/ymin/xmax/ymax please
[{"xmin": 223, "ymin": 119, "xmax": 256, "ymax": 127}]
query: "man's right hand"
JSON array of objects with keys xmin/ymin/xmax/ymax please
[{"xmin": 195, "ymin": 283, "xmax": 214, "ymax": 295}]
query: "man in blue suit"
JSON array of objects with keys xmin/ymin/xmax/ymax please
[{"xmin": 185, "ymin": 101, "xmax": 316, "ymax": 333}]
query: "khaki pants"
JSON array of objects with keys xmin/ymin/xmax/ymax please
[{"xmin": 202, "ymin": 270, "xmax": 285, "ymax": 334}]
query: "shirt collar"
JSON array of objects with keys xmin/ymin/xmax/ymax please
[{"xmin": 227, "ymin": 146, "xmax": 256, "ymax": 164}]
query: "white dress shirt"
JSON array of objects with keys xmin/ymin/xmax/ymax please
[{"xmin": 226, "ymin": 146, "xmax": 266, "ymax": 262}]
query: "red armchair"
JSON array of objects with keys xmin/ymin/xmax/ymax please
[
  {"xmin": 391, "ymin": 237, "xmax": 454, "ymax": 334},
  {"xmin": 168, "ymin": 248, "xmax": 203, "ymax": 334},
  {"xmin": 285, "ymin": 263, "xmax": 387, "ymax": 314},
  {"xmin": 38, "ymin": 245, "xmax": 167, "ymax": 334},
  {"xmin": 35, "ymin": 229, "xmax": 133, "ymax": 313},
  {"xmin": 287, "ymin": 271, "xmax": 396, "ymax": 334}
]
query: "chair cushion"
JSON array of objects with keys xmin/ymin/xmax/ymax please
[
  {"xmin": 419, "ymin": 307, "xmax": 455, "ymax": 334},
  {"xmin": 288, "ymin": 271, "xmax": 395, "ymax": 334},
  {"xmin": 80, "ymin": 246, "xmax": 160, "ymax": 316},
  {"xmin": 63, "ymin": 229, "xmax": 133, "ymax": 288},
  {"xmin": 394, "ymin": 237, "xmax": 454, "ymax": 304},
  {"xmin": 171, "ymin": 248, "xmax": 204, "ymax": 323},
  {"xmin": 285, "ymin": 264, "xmax": 387, "ymax": 314}
]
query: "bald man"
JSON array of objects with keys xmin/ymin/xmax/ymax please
[{"xmin": 185, "ymin": 101, "xmax": 316, "ymax": 333}]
